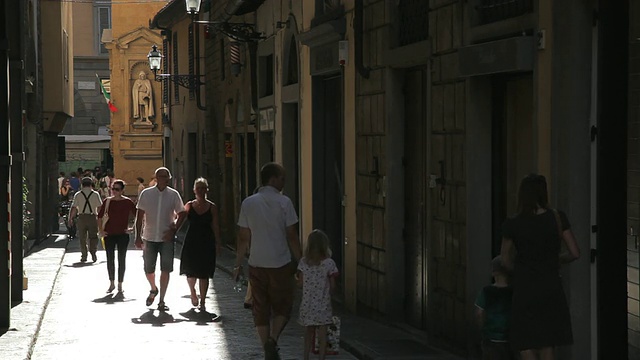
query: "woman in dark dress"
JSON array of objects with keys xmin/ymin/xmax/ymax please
[
  {"xmin": 500, "ymin": 174, "xmax": 581, "ymax": 360},
  {"xmin": 180, "ymin": 178, "xmax": 221, "ymax": 311}
]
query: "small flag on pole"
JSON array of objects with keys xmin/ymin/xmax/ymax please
[{"xmin": 97, "ymin": 74, "xmax": 117, "ymax": 112}]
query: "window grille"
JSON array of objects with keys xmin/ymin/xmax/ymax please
[
  {"xmin": 398, "ymin": 0, "xmax": 428, "ymax": 47},
  {"xmin": 162, "ymin": 38, "xmax": 169, "ymax": 105},
  {"xmin": 173, "ymin": 32, "xmax": 179, "ymax": 103},
  {"xmin": 476, "ymin": 0, "xmax": 533, "ymax": 25},
  {"xmin": 188, "ymin": 24, "xmax": 195, "ymax": 100}
]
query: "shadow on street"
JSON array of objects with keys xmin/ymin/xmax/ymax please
[
  {"xmin": 178, "ymin": 308, "xmax": 221, "ymax": 325},
  {"xmin": 63, "ymin": 261, "xmax": 96, "ymax": 268},
  {"xmin": 92, "ymin": 291, "xmax": 135, "ymax": 304},
  {"xmin": 131, "ymin": 309, "xmax": 184, "ymax": 327}
]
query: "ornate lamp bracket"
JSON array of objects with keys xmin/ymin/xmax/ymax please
[{"xmin": 153, "ymin": 74, "xmax": 205, "ymax": 90}]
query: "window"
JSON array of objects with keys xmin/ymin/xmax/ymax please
[
  {"xmin": 285, "ymin": 40, "xmax": 298, "ymax": 85},
  {"xmin": 398, "ymin": 0, "xmax": 428, "ymax": 47},
  {"xmin": 96, "ymin": 5, "xmax": 111, "ymax": 54},
  {"xmin": 258, "ymin": 54, "xmax": 274, "ymax": 98},
  {"xmin": 476, "ymin": 0, "xmax": 533, "ymax": 25}
]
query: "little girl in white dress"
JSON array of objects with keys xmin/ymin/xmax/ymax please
[{"xmin": 297, "ymin": 229, "xmax": 339, "ymax": 360}]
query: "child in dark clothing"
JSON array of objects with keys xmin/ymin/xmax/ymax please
[{"xmin": 475, "ymin": 255, "xmax": 515, "ymax": 360}]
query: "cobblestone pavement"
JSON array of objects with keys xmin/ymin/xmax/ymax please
[
  {"xmin": 23, "ymin": 236, "xmax": 357, "ymax": 360},
  {"xmin": 1, "ymin": 224, "xmax": 465, "ymax": 360}
]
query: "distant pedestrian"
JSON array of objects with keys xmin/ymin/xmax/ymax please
[
  {"xmin": 68, "ymin": 177, "xmax": 102, "ymax": 263},
  {"xmin": 475, "ymin": 255, "xmax": 514, "ymax": 360},
  {"xmin": 69, "ymin": 172, "xmax": 80, "ymax": 192},
  {"xmin": 101, "ymin": 169, "xmax": 114, "ymax": 196},
  {"xmin": 296, "ymin": 229, "xmax": 338, "ymax": 360},
  {"xmin": 136, "ymin": 177, "xmax": 145, "ymax": 201},
  {"xmin": 98, "ymin": 180, "xmax": 109, "ymax": 199},
  {"xmin": 501, "ymin": 174, "xmax": 581, "ymax": 360},
  {"xmin": 233, "ymin": 162, "xmax": 302, "ymax": 360},
  {"xmin": 57, "ymin": 172, "xmax": 66, "ymax": 195},
  {"xmin": 180, "ymin": 177, "xmax": 221, "ymax": 311},
  {"xmin": 97, "ymin": 179, "xmax": 136, "ymax": 294},
  {"xmin": 148, "ymin": 176, "xmax": 157, "ymax": 187},
  {"xmin": 135, "ymin": 167, "xmax": 187, "ymax": 311},
  {"xmin": 60, "ymin": 178, "xmax": 72, "ymax": 202}
]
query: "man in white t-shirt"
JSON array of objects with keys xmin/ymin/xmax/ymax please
[
  {"xmin": 57, "ymin": 172, "xmax": 65, "ymax": 195},
  {"xmin": 233, "ymin": 163, "xmax": 302, "ymax": 360},
  {"xmin": 135, "ymin": 167, "xmax": 186, "ymax": 311}
]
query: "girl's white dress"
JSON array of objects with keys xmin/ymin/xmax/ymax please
[{"xmin": 298, "ymin": 257, "xmax": 339, "ymax": 326}]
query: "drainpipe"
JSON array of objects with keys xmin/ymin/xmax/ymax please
[
  {"xmin": 355, "ymin": 0, "xmax": 370, "ymax": 79},
  {"xmin": 0, "ymin": 0, "xmax": 12, "ymax": 328}
]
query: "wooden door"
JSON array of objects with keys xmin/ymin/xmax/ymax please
[{"xmin": 404, "ymin": 68, "xmax": 428, "ymax": 329}]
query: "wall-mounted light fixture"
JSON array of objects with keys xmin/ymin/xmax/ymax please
[
  {"xmin": 187, "ymin": 0, "xmax": 264, "ymax": 42},
  {"xmin": 147, "ymin": 44, "xmax": 204, "ymax": 90}
]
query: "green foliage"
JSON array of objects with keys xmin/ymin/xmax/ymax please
[{"xmin": 22, "ymin": 176, "xmax": 32, "ymax": 241}]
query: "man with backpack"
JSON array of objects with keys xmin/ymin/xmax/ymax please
[{"xmin": 69, "ymin": 177, "xmax": 103, "ymax": 262}]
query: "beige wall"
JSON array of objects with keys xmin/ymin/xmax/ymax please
[
  {"xmin": 106, "ymin": 5, "xmax": 165, "ymax": 194},
  {"xmin": 42, "ymin": 0, "xmax": 73, "ymax": 116},
  {"xmin": 111, "ymin": 2, "xmax": 167, "ymax": 39},
  {"xmin": 72, "ymin": 2, "xmax": 95, "ymax": 56}
]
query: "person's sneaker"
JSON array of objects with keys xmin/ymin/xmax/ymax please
[
  {"xmin": 91, "ymin": 252, "xmax": 97, "ymax": 263},
  {"xmin": 80, "ymin": 257, "xmax": 87, "ymax": 263},
  {"xmin": 264, "ymin": 338, "xmax": 280, "ymax": 360}
]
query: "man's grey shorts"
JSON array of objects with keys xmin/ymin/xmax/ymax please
[{"xmin": 142, "ymin": 240, "xmax": 174, "ymax": 273}]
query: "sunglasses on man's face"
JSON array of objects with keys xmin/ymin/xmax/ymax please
[{"xmin": 111, "ymin": 187, "xmax": 123, "ymax": 191}]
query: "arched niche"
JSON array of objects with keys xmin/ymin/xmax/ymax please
[{"xmin": 282, "ymin": 16, "xmax": 300, "ymax": 86}]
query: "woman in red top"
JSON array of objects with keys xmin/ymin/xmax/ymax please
[{"xmin": 97, "ymin": 179, "xmax": 136, "ymax": 293}]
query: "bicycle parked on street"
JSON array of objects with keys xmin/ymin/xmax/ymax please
[{"xmin": 58, "ymin": 198, "xmax": 76, "ymax": 238}]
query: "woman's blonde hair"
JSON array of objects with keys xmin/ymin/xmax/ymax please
[
  {"xmin": 194, "ymin": 177, "xmax": 208, "ymax": 188},
  {"xmin": 304, "ymin": 229, "xmax": 332, "ymax": 264}
]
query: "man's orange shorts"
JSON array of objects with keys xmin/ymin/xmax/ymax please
[{"xmin": 248, "ymin": 262, "xmax": 295, "ymax": 326}]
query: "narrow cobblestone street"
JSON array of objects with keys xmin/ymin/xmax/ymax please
[
  {"xmin": 1, "ymin": 220, "xmax": 461, "ymax": 360},
  {"xmin": 24, "ymin": 233, "xmax": 357, "ymax": 360}
]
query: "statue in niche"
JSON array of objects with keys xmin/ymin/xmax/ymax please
[{"xmin": 132, "ymin": 71, "xmax": 154, "ymax": 121}]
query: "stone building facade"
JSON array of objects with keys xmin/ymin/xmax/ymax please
[
  {"xmin": 140, "ymin": 0, "xmax": 632, "ymax": 357},
  {"xmin": 59, "ymin": 1, "xmax": 113, "ymax": 175},
  {"xmin": 103, "ymin": 2, "xmax": 166, "ymax": 197}
]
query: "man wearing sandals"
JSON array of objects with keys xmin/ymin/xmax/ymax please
[{"xmin": 135, "ymin": 167, "xmax": 187, "ymax": 311}]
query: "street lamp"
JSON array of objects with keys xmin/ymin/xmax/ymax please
[
  {"xmin": 147, "ymin": 44, "xmax": 162, "ymax": 75},
  {"xmin": 147, "ymin": 44, "xmax": 204, "ymax": 90},
  {"xmin": 185, "ymin": 0, "xmax": 201, "ymax": 15}
]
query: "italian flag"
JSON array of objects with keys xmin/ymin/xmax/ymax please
[{"xmin": 97, "ymin": 74, "xmax": 118, "ymax": 112}]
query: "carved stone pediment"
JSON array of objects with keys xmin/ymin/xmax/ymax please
[{"xmin": 115, "ymin": 27, "xmax": 163, "ymax": 50}]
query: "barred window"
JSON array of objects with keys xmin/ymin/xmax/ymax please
[
  {"xmin": 476, "ymin": 0, "xmax": 533, "ymax": 25},
  {"xmin": 398, "ymin": 0, "xmax": 428, "ymax": 47}
]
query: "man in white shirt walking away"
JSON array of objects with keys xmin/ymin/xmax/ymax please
[
  {"xmin": 135, "ymin": 167, "xmax": 187, "ymax": 311},
  {"xmin": 233, "ymin": 162, "xmax": 302, "ymax": 360}
]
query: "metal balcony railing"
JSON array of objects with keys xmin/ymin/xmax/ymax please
[
  {"xmin": 398, "ymin": 0, "xmax": 429, "ymax": 47},
  {"xmin": 477, "ymin": 0, "xmax": 533, "ymax": 25}
]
